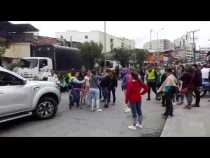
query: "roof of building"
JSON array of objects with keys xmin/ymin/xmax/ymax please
[{"xmin": 0, "ymin": 21, "xmax": 39, "ymax": 33}]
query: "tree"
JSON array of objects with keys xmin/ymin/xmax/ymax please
[
  {"xmin": 79, "ymin": 41, "xmax": 103, "ymax": 69},
  {"xmin": 130, "ymin": 49, "xmax": 148, "ymax": 68},
  {"xmin": 112, "ymin": 48, "xmax": 130, "ymax": 66}
]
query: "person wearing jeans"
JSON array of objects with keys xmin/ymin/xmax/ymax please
[
  {"xmin": 89, "ymin": 88, "xmax": 101, "ymax": 112},
  {"xmin": 129, "ymin": 101, "xmax": 143, "ymax": 126},
  {"xmin": 89, "ymin": 70, "xmax": 102, "ymax": 112},
  {"xmin": 185, "ymin": 90, "xmax": 193, "ymax": 106},
  {"xmin": 126, "ymin": 71, "xmax": 148, "ymax": 130}
]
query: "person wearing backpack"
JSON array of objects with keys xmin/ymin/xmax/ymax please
[{"xmin": 126, "ymin": 71, "xmax": 148, "ymax": 130}]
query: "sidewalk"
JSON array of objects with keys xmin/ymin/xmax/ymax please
[{"xmin": 161, "ymin": 97, "xmax": 210, "ymax": 137}]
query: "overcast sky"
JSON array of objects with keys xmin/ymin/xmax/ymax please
[{"xmin": 11, "ymin": 21, "xmax": 210, "ymax": 49}]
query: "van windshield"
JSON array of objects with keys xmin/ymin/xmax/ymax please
[{"xmin": 21, "ymin": 59, "xmax": 38, "ymax": 69}]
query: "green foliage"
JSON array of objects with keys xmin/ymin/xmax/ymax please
[
  {"xmin": 131, "ymin": 49, "xmax": 148, "ymax": 68},
  {"xmin": 112, "ymin": 48, "xmax": 130, "ymax": 66},
  {"xmin": 112, "ymin": 48, "xmax": 148, "ymax": 67},
  {"xmin": 79, "ymin": 41, "xmax": 103, "ymax": 69}
]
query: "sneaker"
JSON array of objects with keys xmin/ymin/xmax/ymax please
[
  {"xmin": 146, "ymin": 98, "xmax": 151, "ymax": 101},
  {"xmin": 172, "ymin": 102, "xmax": 176, "ymax": 106},
  {"xmin": 97, "ymin": 109, "xmax": 102, "ymax": 112},
  {"xmin": 124, "ymin": 108, "xmax": 131, "ymax": 113},
  {"xmin": 162, "ymin": 113, "xmax": 168, "ymax": 119},
  {"xmin": 184, "ymin": 105, "xmax": 191, "ymax": 109},
  {"xmin": 136, "ymin": 123, "xmax": 143, "ymax": 128},
  {"xmin": 104, "ymin": 104, "xmax": 109, "ymax": 108},
  {"xmin": 128, "ymin": 125, "xmax": 137, "ymax": 130},
  {"xmin": 192, "ymin": 104, "xmax": 200, "ymax": 107}
]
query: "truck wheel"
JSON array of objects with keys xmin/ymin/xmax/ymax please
[{"xmin": 34, "ymin": 97, "xmax": 58, "ymax": 119}]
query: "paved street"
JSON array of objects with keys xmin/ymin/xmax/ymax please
[
  {"xmin": 161, "ymin": 95, "xmax": 210, "ymax": 137},
  {"xmin": 0, "ymin": 83, "xmax": 165, "ymax": 137}
]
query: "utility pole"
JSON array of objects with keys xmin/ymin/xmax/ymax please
[
  {"xmin": 157, "ymin": 32, "xmax": 159, "ymax": 65},
  {"xmin": 156, "ymin": 28, "xmax": 164, "ymax": 65},
  {"xmin": 150, "ymin": 29, "xmax": 152, "ymax": 50},
  {"xmin": 104, "ymin": 21, "xmax": 107, "ymax": 67},
  {"xmin": 187, "ymin": 29, "xmax": 199, "ymax": 64}
]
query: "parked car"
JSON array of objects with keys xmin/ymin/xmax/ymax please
[{"xmin": 0, "ymin": 66, "xmax": 61, "ymax": 123}]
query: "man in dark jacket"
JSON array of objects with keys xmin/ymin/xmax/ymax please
[
  {"xmin": 192, "ymin": 64, "xmax": 202, "ymax": 107},
  {"xmin": 108, "ymin": 71, "xmax": 118, "ymax": 105},
  {"xmin": 100, "ymin": 69, "xmax": 112, "ymax": 108}
]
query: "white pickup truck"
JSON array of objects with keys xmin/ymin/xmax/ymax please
[{"xmin": 0, "ymin": 66, "xmax": 61, "ymax": 123}]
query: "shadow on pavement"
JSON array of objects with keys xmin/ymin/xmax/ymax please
[{"xmin": 0, "ymin": 116, "xmax": 37, "ymax": 133}]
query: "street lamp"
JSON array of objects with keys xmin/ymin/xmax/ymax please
[
  {"xmin": 156, "ymin": 28, "xmax": 164, "ymax": 65},
  {"xmin": 104, "ymin": 21, "xmax": 107, "ymax": 67}
]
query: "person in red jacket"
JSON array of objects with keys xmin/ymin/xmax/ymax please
[{"xmin": 126, "ymin": 71, "xmax": 149, "ymax": 130}]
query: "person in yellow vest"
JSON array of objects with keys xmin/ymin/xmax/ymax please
[{"xmin": 146, "ymin": 65, "xmax": 158, "ymax": 101}]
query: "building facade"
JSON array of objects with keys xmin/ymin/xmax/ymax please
[
  {"xmin": 143, "ymin": 39, "xmax": 173, "ymax": 52},
  {"xmin": 199, "ymin": 47, "xmax": 210, "ymax": 62},
  {"xmin": 173, "ymin": 33, "xmax": 199, "ymax": 62},
  {"xmin": 4, "ymin": 42, "xmax": 31, "ymax": 58},
  {"xmin": 55, "ymin": 30, "xmax": 135, "ymax": 53},
  {"xmin": 0, "ymin": 21, "xmax": 39, "ymax": 59}
]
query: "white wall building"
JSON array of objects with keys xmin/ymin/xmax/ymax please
[
  {"xmin": 143, "ymin": 39, "xmax": 173, "ymax": 52},
  {"xmin": 174, "ymin": 33, "xmax": 198, "ymax": 62},
  {"xmin": 55, "ymin": 30, "xmax": 135, "ymax": 53}
]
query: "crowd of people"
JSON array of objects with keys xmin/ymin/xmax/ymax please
[
  {"xmin": 141, "ymin": 63, "xmax": 210, "ymax": 118},
  {"xmin": 55, "ymin": 62, "xmax": 210, "ymax": 130},
  {"xmin": 61, "ymin": 68, "xmax": 118, "ymax": 112}
]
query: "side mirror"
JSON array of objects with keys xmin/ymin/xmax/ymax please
[{"xmin": 21, "ymin": 79, "xmax": 27, "ymax": 85}]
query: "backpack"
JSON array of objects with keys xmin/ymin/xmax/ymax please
[{"xmin": 121, "ymin": 74, "xmax": 131, "ymax": 90}]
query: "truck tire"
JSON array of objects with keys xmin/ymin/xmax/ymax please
[{"xmin": 34, "ymin": 97, "xmax": 58, "ymax": 120}]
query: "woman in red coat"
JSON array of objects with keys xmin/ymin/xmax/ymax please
[{"xmin": 126, "ymin": 71, "xmax": 149, "ymax": 130}]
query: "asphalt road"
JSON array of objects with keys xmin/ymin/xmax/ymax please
[{"xmin": 0, "ymin": 83, "xmax": 166, "ymax": 137}]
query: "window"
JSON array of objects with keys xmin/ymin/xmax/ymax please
[
  {"xmin": 21, "ymin": 59, "xmax": 38, "ymax": 69},
  {"xmin": 84, "ymin": 35, "xmax": 88, "ymax": 39},
  {"xmin": 0, "ymin": 71, "xmax": 23, "ymax": 86},
  {"xmin": 121, "ymin": 43, "xmax": 124, "ymax": 48},
  {"xmin": 39, "ymin": 59, "xmax": 48, "ymax": 69}
]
